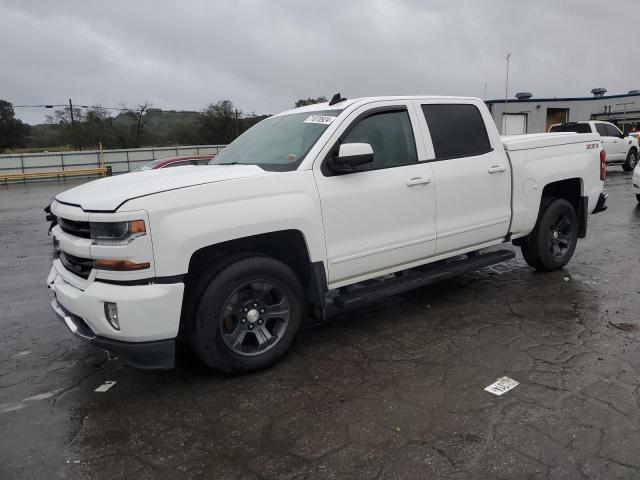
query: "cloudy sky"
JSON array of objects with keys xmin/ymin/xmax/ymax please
[{"xmin": 2, "ymin": 0, "xmax": 639, "ymax": 124}]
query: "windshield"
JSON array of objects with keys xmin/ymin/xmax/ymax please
[
  {"xmin": 211, "ymin": 110, "xmax": 341, "ymax": 171},
  {"xmin": 549, "ymin": 123, "xmax": 591, "ymax": 134}
]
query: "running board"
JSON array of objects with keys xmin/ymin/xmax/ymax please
[{"xmin": 332, "ymin": 249, "xmax": 516, "ymax": 310}]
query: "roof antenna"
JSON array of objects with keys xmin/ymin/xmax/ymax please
[{"xmin": 328, "ymin": 93, "xmax": 346, "ymax": 106}]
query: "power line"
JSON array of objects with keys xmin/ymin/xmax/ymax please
[{"xmin": 11, "ymin": 103, "xmax": 147, "ymax": 112}]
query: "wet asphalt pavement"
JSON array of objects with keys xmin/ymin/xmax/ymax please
[{"xmin": 1, "ymin": 170, "xmax": 640, "ymax": 480}]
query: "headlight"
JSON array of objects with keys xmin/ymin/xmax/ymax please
[{"xmin": 90, "ymin": 220, "xmax": 146, "ymax": 245}]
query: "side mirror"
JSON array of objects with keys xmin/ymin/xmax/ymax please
[{"xmin": 328, "ymin": 143, "xmax": 374, "ymax": 173}]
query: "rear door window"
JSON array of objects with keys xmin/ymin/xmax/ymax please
[
  {"xmin": 595, "ymin": 123, "xmax": 609, "ymax": 136},
  {"xmin": 421, "ymin": 104, "xmax": 492, "ymax": 160}
]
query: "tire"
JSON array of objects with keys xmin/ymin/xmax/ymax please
[
  {"xmin": 189, "ymin": 256, "xmax": 304, "ymax": 373},
  {"xmin": 520, "ymin": 198, "xmax": 579, "ymax": 271},
  {"xmin": 637, "ymin": 194, "xmax": 640, "ymax": 204},
  {"xmin": 623, "ymin": 149, "xmax": 638, "ymax": 171}
]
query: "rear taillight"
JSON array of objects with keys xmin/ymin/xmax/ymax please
[{"xmin": 600, "ymin": 149, "xmax": 606, "ymax": 181}]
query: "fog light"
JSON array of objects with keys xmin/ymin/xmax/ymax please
[{"xmin": 104, "ymin": 302, "xmax": 120, "ymax": 330}]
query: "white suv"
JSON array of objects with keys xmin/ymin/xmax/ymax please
[{"xmin": 550, "ymin": 121, "xmax": 639, "ymax": 171}]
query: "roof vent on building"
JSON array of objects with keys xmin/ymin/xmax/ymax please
[
  {"xmin": 515, "ymin": 92, "xmax": 532, "ymax": 100},
  {"xmin": 591, "ymin": 88, "xmax": 607, "ymax": 97},
  {"xmin": 628, "ymin": 89, "xmax": 640, "ymax": 95}
]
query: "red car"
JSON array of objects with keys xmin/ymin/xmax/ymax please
[{"xmin": 132, "ymin": 154, "xmax": 216, "ymax": 172}]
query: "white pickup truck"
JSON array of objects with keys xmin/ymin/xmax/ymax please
[
  {"xmin": 47, "ymin": 95, "xmax": 607, "ymax": 372},
  {"xmin": 549, "ymin": 120, "xmax": 639, "ymax": 171}
]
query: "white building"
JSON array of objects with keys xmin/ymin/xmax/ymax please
[{"xmin": 487, "ymin": 89, "xmax": 640, "ymax": 135}]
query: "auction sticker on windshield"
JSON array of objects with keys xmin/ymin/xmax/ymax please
[{"xmin": 303, "ymin": 115, "xmax": 336, "ymax": 125}]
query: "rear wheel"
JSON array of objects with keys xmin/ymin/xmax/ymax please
[
  {"xmin": 520, "ymin": 198, "xmax": 578, "ymax": 271},
  {"xmin": 189, "ymin": 256, "xmax": 304, "ymax": 373},
  {"xmin": 623, "ymin": 150, "xmax": 638, "ymax": 171}
]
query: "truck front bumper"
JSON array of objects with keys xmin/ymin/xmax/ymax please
[
  {"xmin": 47, "ymin": 262, "xmax": 184, "ymax": 369},
  {"xmin": 50, "ymin": 299, "xmax": 175, "ymax": 368}
]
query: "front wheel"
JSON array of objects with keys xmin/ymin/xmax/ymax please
[
  {"xmin": 520, "ymin": 198, "xmax": 578, "ymax": 271},
  {"xmin": 623, "ymin": 150, "xmax": 638, "ymax": 171},
  {"xmin": 189, "ymin": 256, "xmax": 304, "ymax": 373}
]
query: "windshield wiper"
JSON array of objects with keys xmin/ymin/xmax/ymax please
[{"xmin": 217, "ymin": 162, "xmax": 242, "ymax": 165}]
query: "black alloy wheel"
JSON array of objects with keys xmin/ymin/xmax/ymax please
[
  {"xmin": 189, "ymin": 256, "xmax": 304, "ymax": 373},
  {"xmin": 548, "ymin": 213, "xmax": 574, "ymax": 259},
  {"xmin": 219, "ymin": 280, "xmax": 291, "ymax": 356},
  {"xmin": 520, "ymin": 198, "xmax": 578, "ymax": 271}
]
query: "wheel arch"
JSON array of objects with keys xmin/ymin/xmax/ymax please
[
  {"xmin": 514, "ymin": 177, "xmax": 586, "ymax": 246},
  {"xmin": 184, "ymin": 229, "xmax": 328, "ymax": 309},
  {"xmin": 540, "ymin": 177, "xmax": 583, "ymax": 204},
  {"xmin": 540, "ymin": 178, "xmax": 587, "ymax": 238}
]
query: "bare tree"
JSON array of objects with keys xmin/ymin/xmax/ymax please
[
  {"xmin": 93, "ymin": 106, "xmax": 129, "ymax": 148},
  {"xmin": 124, "ymin": 101, "xmax": 152, "ymax": 148},
  {"xmin": 90, "ymin": 102, "xmax": 153, "ymax": 148}
]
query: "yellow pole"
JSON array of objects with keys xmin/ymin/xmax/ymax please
[{"xmin": 99, "ymin": 142, "xmax": 105, "ymax": 172}]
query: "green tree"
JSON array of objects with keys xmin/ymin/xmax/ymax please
[
  {"xmin": 46, "ymin": 105, "xmax": 94, "ymax": 149},
  {"xmin": 45, "ymin": 102, "xmax": 154, "ymax": 150},
  {"xmin": 0, "ymin": 100, "xmax": 30, "ymax": 152},
  {"xmin": 294, "ymin": 96, "xmax": 327, "ymax": 108}
]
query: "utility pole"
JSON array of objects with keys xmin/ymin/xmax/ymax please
[
  {"xmin": 484, "ymin": 83, "xmax": 488, "ymax": 101},
  {"xmin": 504, "ymin": 52, "xmax": 511, "ymax": 134},
  {"xmin": 68, "ymin": 99, "xmax": 74, "ymax": 125},
  {"xmin": 234, "ymin": 109, "xmax": 239, "ymax": 137}
]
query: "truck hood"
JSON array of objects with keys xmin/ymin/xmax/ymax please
[{"xmin": 55, "ymin": 165, "xmax": 269, "ymax": 211}]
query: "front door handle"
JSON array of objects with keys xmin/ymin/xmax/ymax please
[
  {"xmin": 488, "ymin": 165, "xmax": 507, "ymax": 174},
  {"xmin": 406, "ymin": 177, "xmax": 431, "ymax": 186}
]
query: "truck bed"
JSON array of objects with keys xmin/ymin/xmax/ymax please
[
  {"xmin": 503, "ymin": 132, "xmax": 603, "ymax": 238},
  {"xmin": 501, "ymin": 132, "xmax": 600, "ymax": 151}
]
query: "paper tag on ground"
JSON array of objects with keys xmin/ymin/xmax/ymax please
[
  {"xmin": 94, "ymin": 381, "xmax": 116, "ymax": 392},
  {"xmin": 484, "ymin": 376, "xmax": 519, "ymax": 396},
  {"xmin": 303, "ymin": 115, "xmax": 336, "ymax": 125}
]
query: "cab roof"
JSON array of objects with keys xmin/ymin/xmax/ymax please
[{"xmin": 274, "ymin": 95, "xmax": 482, "ymax": 117}]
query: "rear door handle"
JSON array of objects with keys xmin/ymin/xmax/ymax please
[
  {"xmin": 406, "ymin": 177, "xmax": 431, "ymax": 186},
  {"xmin": 488, "ymin": 165, "xmax": 507, "ymax": 174}
]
